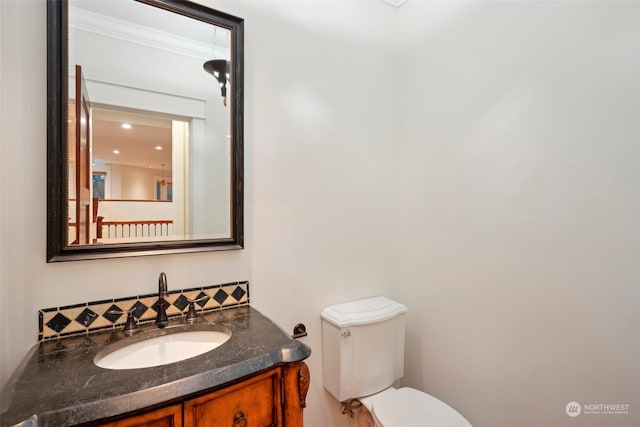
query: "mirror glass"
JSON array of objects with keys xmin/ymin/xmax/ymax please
[{"xmin": 47, "ymin": 0, "xmax": 244, "ymax": 261}]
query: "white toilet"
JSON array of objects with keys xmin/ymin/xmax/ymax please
[{"xmin": 321, "ymin": 296, "xmax": 472, "ymax": 427}]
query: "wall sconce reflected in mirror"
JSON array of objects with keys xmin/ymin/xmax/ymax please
[{"xmin": 204, "ymin": 59, "xmax": 230, "ymax": 106}]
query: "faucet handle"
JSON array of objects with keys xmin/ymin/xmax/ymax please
[
  {"xmin": 108, "ymin": 308, "xmax": 139, "ymax": 336},
  {"xmin": 184, "ymin": 295, "xmax": 208, "ymax": 323}
]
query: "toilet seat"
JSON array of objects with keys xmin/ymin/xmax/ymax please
[{"xmin": 361, "ymin": 387, "xmax": 472, "ymax": 427}]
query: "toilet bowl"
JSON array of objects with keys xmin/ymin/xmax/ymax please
[
  {"xmin": 321, "ymin": 296, "xmax": 473, "ymax": 427},
  {"xmin": 359, "ymin": 387, "xmax": 472, "ymax": 427}
]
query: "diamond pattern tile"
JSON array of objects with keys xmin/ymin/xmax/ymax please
[
  {"xmin": 213, "ymin": 289, "xmax": 229, "ymax": 305},
  {"xmin": 196, "ymin": 291, "xmax": 210, "ymax": 308},
  {"xmin": 173, "ymin": 295, "xmax": 190, "ymax": 311},
  {"xmin": 39, "ymin": 281, "xmax": 249, "ymax": 341},
  {"xmin": 131, "ymin": 301, "xmax": 148, "ymax": 319},
  {"xmin": 103, "ymin": 304, "xmax": 123, "ymax": 323},
  {"xmin": 46, "ymin": 313, "xmax": 71, "ymax": 333},
  {"xmin": 75, "ymin": 308, "xmax": 98, "ymax": 327},
  {"xmin": 231, "ymin": 286, "xmax": 246, "ymax": 301}
]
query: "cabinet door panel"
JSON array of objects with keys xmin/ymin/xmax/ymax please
[
  {"xmin": 184, "ymin": 369, "xmax": 281, "ymax": 427},
  {"xmin": 94, "ymin": 404, "xmax": 182, "ymax": 427}
]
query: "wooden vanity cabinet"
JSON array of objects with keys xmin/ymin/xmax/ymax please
[
  {"xmin": 184, "ymin": 368, "xmax": 281, "ymax": 427},
  {"xmin": 92, "ymin": 362, "xmax": 310, "ymax": 427}
]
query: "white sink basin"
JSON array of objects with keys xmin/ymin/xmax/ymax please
[{"xmin": 95, "ymin": 327, "xmax": 231, "ymax": 370}]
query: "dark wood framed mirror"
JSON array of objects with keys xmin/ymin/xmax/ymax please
[{"xmin": 47, "ymin": 0, "xmax": 244, "ymax": 262}]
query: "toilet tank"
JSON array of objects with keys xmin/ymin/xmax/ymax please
[{"xmin": 321, "ymin": 296, "xmax": 408, "ymax": 402}]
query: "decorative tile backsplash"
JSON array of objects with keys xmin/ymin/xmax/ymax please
[{"xmin": 39, "ymin": 281, "xmax": 249, "ymax": 341}]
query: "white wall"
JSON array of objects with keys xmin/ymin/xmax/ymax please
[
  {"xmin": 238, "ymin": 2, "xmax": 399, "ymax": 425},
  {"xmin": 1, "ymin": 1, "xmax": 639, "ymax": 427},
  {"xmin": 118, "ymin": 164, "xmax": 158, "ymax": 200},
  {"xmin": 394, "ymin": 2, "xmax": 640, "ymax": 427},
  {"xmin": 0, "ymin": 0, "xmax": 10, "ymax": 409},
  {"xmin": 98, "ymin": 200, "xmax": 172, "ymax": 221}
]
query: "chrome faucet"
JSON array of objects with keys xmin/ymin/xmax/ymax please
[{"xmin": 155, "ymin": 272, "xmax": 169, "ymax": 328}]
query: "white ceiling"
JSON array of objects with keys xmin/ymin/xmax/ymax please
[
  {"xmin": 90, "ymin": 108, "xmax": 173, "ymax": 173},
  {"xmin": 70, "ymin": 0, "xmax": 227, "ymax": 46}
]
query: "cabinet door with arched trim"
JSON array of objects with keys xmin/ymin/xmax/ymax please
[{"xmin": 184, "ymin": 369, "xmax": 281, "ymax": 427}]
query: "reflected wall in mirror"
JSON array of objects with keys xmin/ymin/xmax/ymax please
[{"xmin": 47, "ymin": 0, "xmax": 244, "ymax": 261}]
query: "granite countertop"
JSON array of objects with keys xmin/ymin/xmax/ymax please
[{"xmin": 0, "ymin": 306, "xmax": 311, "ymax": 427}]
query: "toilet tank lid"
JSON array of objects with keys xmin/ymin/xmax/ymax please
[{"xmin": 321, "ymin": 297, "xmax": 408, "ymax": 328}]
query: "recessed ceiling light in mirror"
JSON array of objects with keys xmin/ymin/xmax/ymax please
[{"xmin": 121, "ymin": 123, "xmax": 132, "ymax": 129}]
